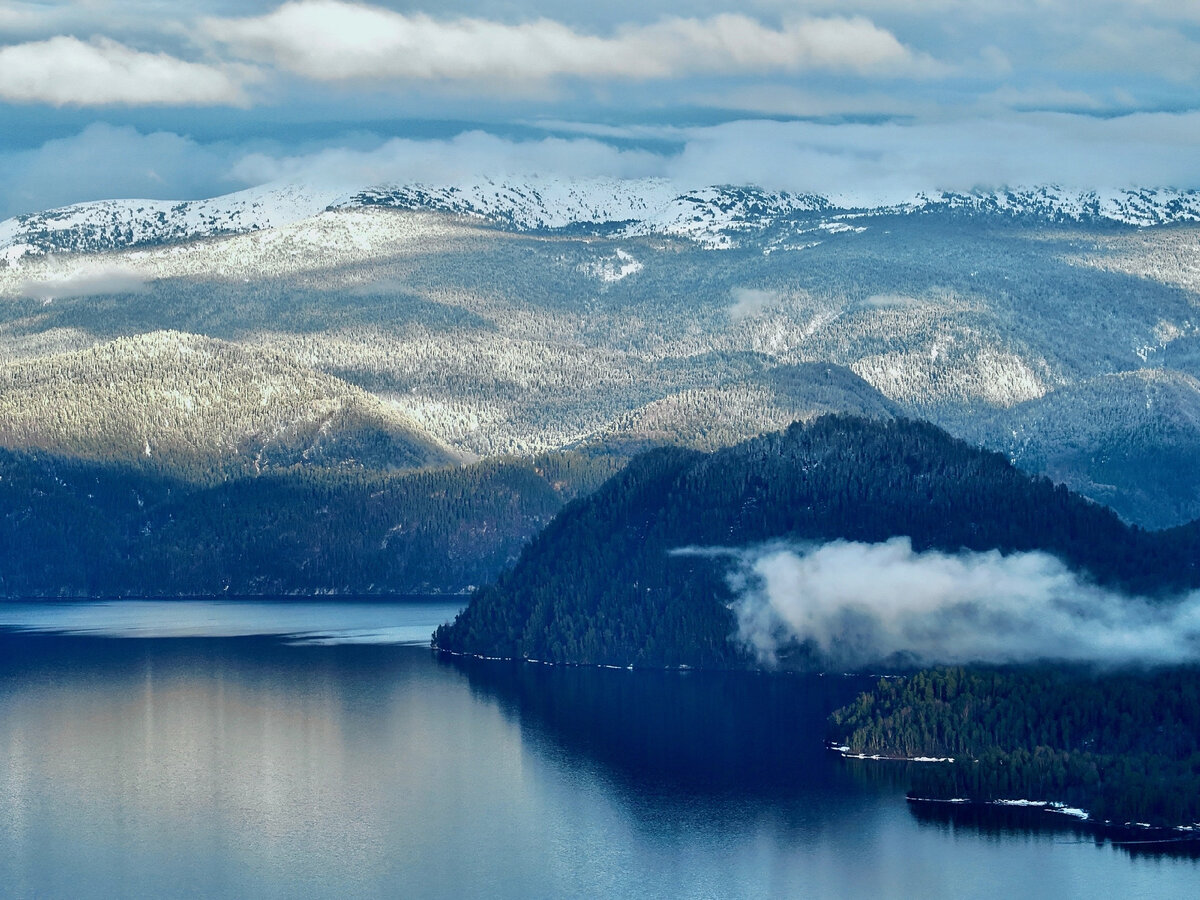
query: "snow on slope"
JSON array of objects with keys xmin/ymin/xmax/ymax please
[
  {"xmin": 0, "ymin": 183, "xmax": 346, "ymax": 263},
  {"xmin": 350, "ymin": 180, "xmax": 834, "ymax": 247},
  {"xmin": 348, "ymin": 177, "xmax": 681, "ymax": 230},
  {"xmin": 905, "ymin": 186, "xmax": 1200, "ymax": 226},
  {"xmin": 4, "ymin": 179, "xmax": 1200, "ymax": 262}
]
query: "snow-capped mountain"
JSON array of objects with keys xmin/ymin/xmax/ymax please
[
  {"xmin": 906, "ymin": 186, "xmax": 1200, "ymax": 227},
  {"xmin": 0, "ymin": 183, "xmax": 346, "ymax": 263},
  {"xmin": 3, "ymin": 179, "xmax": 1200, "ymax": 262},
  {"xmin": 348, "ymin": 177, "xmax": 681, "ymax": 230},
  {"xmin": 349, "ymin": 180, "xmax": 833, "ymax": 248},
  {"xmin": 2, "ymin": 172, "xmax": 1199, "ymax": 528}
]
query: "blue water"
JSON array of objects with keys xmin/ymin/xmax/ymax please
[{"xmin": 0, "ymin": 601, "xmax": 1195, "ymax": 899}]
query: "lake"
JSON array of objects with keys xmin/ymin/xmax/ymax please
[{"xmin": 0, "ymin": 600, "xmax": 1195, "ymax": 899}]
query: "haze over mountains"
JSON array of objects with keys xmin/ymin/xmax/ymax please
[{"xmin": 2, "ymin": 177, "xmax": 1199, "ymax": 531}]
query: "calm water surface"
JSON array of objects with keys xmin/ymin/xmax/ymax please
[{"xmin": 0, "ymin": 600, "xmax": 1195, "ymax": 899}]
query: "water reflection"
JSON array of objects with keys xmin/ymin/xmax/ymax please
[
  {"xmin": 0, "ymin": 624, "xmax": 1196, "ymax": 899},
  {"xmin": 445, "ymin": 653, "xmax": 875, "ymax": 795},
  {"xmin": 0, "ymin": 598, "xmax": 464, "ymax": 643},
  {"xmin": 0, "ymin": 634, "xmax": 532, "ymax": 899},
  {"xmin": 910, "ymin": 801, "xmax": 1200, "ymax": 861}
]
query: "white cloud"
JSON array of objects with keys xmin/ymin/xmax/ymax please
[
  {"xmin": 688, "ymin": 84, "xmax": 934, "ymax": 118},
  {"xmin": 0, "ymin": 124, "xmax": 243, "ymax": 219},
  {"xmin": 226, "ymin": 112, "xmax": 1200, "ymax": 200},
  {"xmin": 205, "ymin": 1, "xmax": 937, "ymax": 83},
  {"xmin": 983, "ymin": 84, "xmax": 1108, "ymax": 112},
  {"xmin": 0, "ymin": 5, "xmax": 43, "ymax": 31},
  {"xmin": 19, "ymin": 265, "xmax": 150, "ymax": 301},
  {"xmin": 1072, "ymin": 23, "xmax": 1200, "ymax": 82},
  {"xmin": 5, "ymin": 109, "xmax": 1200, "ymax": 220},
  {"xmin": 0, "ymin": 35, "xmax": 248, "ymax": 106},
  {"xmin": 729, "ymin": 288, "xmax": 782, "ymax": 322},
  {"xmin": 664, "ymin": 113, "xmax": 1200, "ymax": 199},
  {"xmin": 704, "ymin": 537, "xmax": 1200, "ymax": 668}
]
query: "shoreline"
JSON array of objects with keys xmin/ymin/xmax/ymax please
[
  {"xmin": 834, "ymin": 747, "xmax": 1200, "ymax": 835},
  {"xmin": 829, "ymin": 743, "xmax": 954, "ymax": 763}
]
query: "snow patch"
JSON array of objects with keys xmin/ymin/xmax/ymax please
[{"xmin": 580, "ymin": 248, "xmax": 643, "ymax": 282}]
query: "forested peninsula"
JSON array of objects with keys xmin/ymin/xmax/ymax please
[{"xmin": 830, "ymin": 667, "xmax": 1200, "ymax": 829}]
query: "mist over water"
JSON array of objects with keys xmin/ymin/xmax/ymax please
[{"xmin": 686, "ymin": 537, "xmax": 1200, "ymax": 668}]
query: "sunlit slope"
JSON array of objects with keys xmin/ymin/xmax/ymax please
[
  {"xmin": 5, "ymin": 179, "xmax": 1200, "ymax": 262},
  {"xmin": 0, "ymin": 330, "xmax": 458, "ymax": 480},
  {"xmin": 3, "ymin": 204, "xmax": 1200, "ymax": 523},
  {"xmin": 578, "ymin": 363, "xmax": 901, "ymax": 453}
]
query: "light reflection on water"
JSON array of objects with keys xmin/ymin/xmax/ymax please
[
  {"xmin": 0, "ymin": 598, "xmax": 464, "ymax": 644},
  {"xmin": 0, "ymin": 601, "xmax": 1196, "ymax": 899}
]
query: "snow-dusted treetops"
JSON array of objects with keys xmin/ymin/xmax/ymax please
[{"xmin": 1, "ymin": 177, "xmax": 1199, "ymax": 528}]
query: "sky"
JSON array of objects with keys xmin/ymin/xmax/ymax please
[{"xmin": 1, "ymin": 0, "xmax": 1199, "ymax": 216}]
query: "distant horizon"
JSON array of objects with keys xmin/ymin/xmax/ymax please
[
  {"xmin": 4, "ymin": 160, "xmax": 1200, "ymax": 222},
  {"xmin": 2, "ymin": 2, "xmax": 1199, "ymax": 216}
]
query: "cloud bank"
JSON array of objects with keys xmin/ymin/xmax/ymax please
[
  {"xmin": 229, "ymin": 130, "xmax": 666, "ymax": 187},
  {"xmin": 204, "ymin": 2, "xmax": 932, "ymax": 83},
  {"xmin": 5, "ymin": 111, "xmax": 1200, "ymax": 219},
  {"xmin": 0, "ymin": 124, "xmax": 243, "ymax": 219},
  {"xmin": 0, "ymin": 36, "xmax": 247, "ymax": 106},
  {"xmin": 697, "ymin": 537, "xmax": 1200, "ymax": 668},
  {"xmin": 237, "ymin": 113, "xmax": 1200, "ymax": 199}
]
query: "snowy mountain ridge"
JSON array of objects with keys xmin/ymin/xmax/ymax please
[
  {"xmin": 0, "ymin": 182, "xmax": 348, "ymax": 263},
  {"xmin": 3, "ymin": 178, "xmax": 1200, "ymax": 261}
]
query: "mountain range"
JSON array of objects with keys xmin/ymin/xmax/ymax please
[
  {"xmin": 2, "ymin": 176, "xmax": 1199, "ymax": 536},
  {"xmin": 5, "ymin": 179, "xmax": 1200, "ymax": 261}
]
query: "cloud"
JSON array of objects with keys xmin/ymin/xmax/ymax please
[
  {"xmin": 697, "ymin": 537, "xmax": 1200, "ymax": 668},
  {"xmin": 19, "ymin": 265, "xmax": 150, "ymax": 301},
  {"xmin": 205, "ymin": 1, "xmax": 936, "ymax": 83},
  {"xmin": 665, "ymin": 114, "xmax": 1200, "ymax": 200},
  {"xmin": 1072, "ymin": 23, "xmax": 1200, "ymax": 82},
  {"xmin": 729, "ymin": 288, "xmax": 782, "ymax": 322},
  {"xmin": 0, "ymin": 36, "xmax": 248, "ymax": 106},
  {"xmin": 0, "ymin": 124, "xmax": 245, "ymax": 219},
  {"xmin": 228, "ymin": 113, "xmax": 1200, "ymax": 199},
  {"xmin": 229, "ymin": 129, "xmax": 666, "ymax": 186},
  {"xmin": 687, "ymin": 84, "xmax": 934, "ymax": 119},
  {"xmin": 6, "ymin": 109, "xmax": 1200, "ymax": 220},
  {"xmin": 0, "ymin": 5, "xmax": 43, "ymax": 32}
]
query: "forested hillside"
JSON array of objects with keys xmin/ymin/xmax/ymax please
[
  {"xmin": 0, "ymin": 330, "xmax": 457, "ymax": 481},
  {"xmin": 434, "ymin": 416, "xmax": 1200, "ymax": 667},
  {"xmin": 983, "ymin": 369, "xmax": 1200, "ymax": 529},
  {"xmin": 0, "ymin": 449, "xmax": 621, "ymax": 597},
  {"xmin": 4, "ymin": 206, "xmax": 1200, "ymax": 526}
]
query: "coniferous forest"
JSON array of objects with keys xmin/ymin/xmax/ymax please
[
  {"xmin": 0, "ymin": 448, "xmax": 621, "ymax": 596},
  {"xmin": 434, "ymin": 415, "xmax": 1200, "ymax": 667},
  {"xmin": 829, "ymin": 667, "xmax": 1200, "ymax": 827},
  {"xmin": 10, "ymin": 411, "xmax": 1200, "ymax": 827},
  {"xmin": 428, "ymin": 416, "xmax": 1200, "ymax": 827}
]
